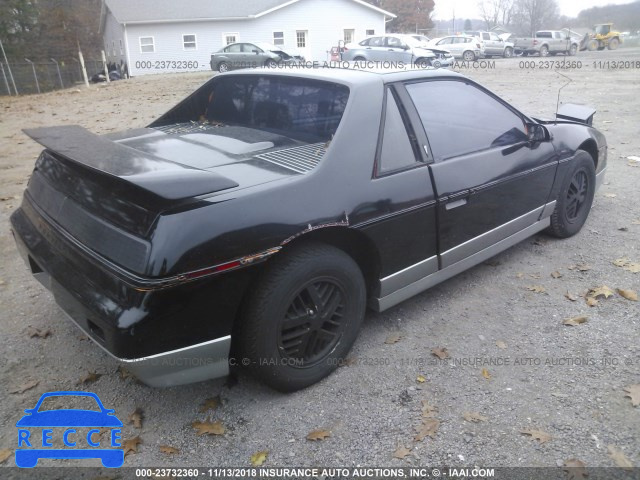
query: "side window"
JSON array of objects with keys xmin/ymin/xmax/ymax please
[
  {"xmin": 225, "ymin": 44, "xmax": 242, "ymax": 53},
  {"xmin": 369, "ymin": 37, "xmax": 384, "ymax": 46},
  {"xmin": 437, "ymin": 38, "xmax": 450, "ymax": 45},
  {"xmin": 490, "ymin": 33, "xmax": 500, "ymax": 41},
  {"xmin": 378, "ymin": 89, "xmax": 419, "ymax": 174},
  {"xmin": 482, "ymin": 33, "xmax": 490, "ymax": 40},
  {"xmin": 386, "ymin": 37, "xmax": 402, "ymax": 48},
  {"xmin": 359, "ymin": 38, "xmax": 370, "ymax": 46},
  {"xmin": 405, "ymin": 80, "xmax": 527, "ymax": 161}
]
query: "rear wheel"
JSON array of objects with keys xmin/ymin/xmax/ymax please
[
  {"xmin": 238, "ymin": 243, "xmax": 366, "ymax": 391},
  {"xmin": 608, "ymin": 38, "xmax": 619, "ymax": 50},
  {"xmin": 539, "ymin": 45, "xmax": 549, "ymax": 57},
  {"xmin": 587, "ymin": 40, "xmax": 599, "ymax": 51},
  {"xmin": 353, "ymin": 56, "xmax": 366, "ymax": 63},
  {"xmin": 546, "ymin": 151, "xmax": 596, "ymax": 238},
  {"xmin": 217, "ymin": 62, "xmax": 229, "ymax": 73},
  {"xmin": 462, "ymin": 50, "xmax": 476, "ymax": 61}
]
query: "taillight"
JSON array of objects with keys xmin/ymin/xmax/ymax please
[{"xmin": 533, "ymin": 39, "xmax": 538, "ymax": 45}]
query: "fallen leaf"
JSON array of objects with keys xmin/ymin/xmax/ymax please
[
  {"xmin": 384, "ymin": 334, "xmax": 402, "ymax": 344},
  {"xmin": 617, "ymin": 289, "xmax": 638, "ymax": 301},
  {"xmin": 416, "ymin": 374, "xmax": 426, "ymax": 383},
  {"xmin": 0, "ymin": 448, "xmax": 11, "ymax": 464},
  {"xmin": 250, "ymin": 450, "xmax": 268, "ymax": 466},
  {"xmin": 393, "ymin": 446, "xmax": 411, "ymax": 459},
  {"xmin": 463, "ymin": 412, "xmax": 488, "ymax": 423},
  {"xmin": 481, "ymin": 368, "xmax": 491, "ymax": 379},
  {"xmin": 551, "ymin": 271, "xmax": 563, "ymax": 279},
  {"xmin": 128, "ymin": 408, "xmax": 144, "ymax": 429},
  {"xmin": 9, "ymin": 379, "xmax": 39, "ymax": 394},
  {"xmin": 199, "ymin": 395, "xmax": 221, "ymax": 413},
  {"xmin": 116, "ymin": 365, "xmax": 134, "ymax": 380},
  {"xmin": 414, "ymin": 418, "xmax": 440, "ymax": 441},
  {"xmin": 123, "ymin": 436, "xmax": 142, "ymax": 457},
  {"xmin": 421, "ymin": 399, "xmax": 437, "ymax": 418},
  {"xmin": 585, "ymin": 297, "xmax": 599, "ymax": 307},
  {"xmin": 587, "ymin": 285, "xmax": 615, "ymax": 299},
  {"xmin": 526, "ymin": 285, "xmax": 546, "ymax": 294},
  {"xmin": 624, "ymin": 263, "xmax": 640, "ymax": 273},
  {"xmin": 516, "ymin": 272, "xmax": 524, "ymax": 279},
  {"xmin": 563, "ymin": 459, "xmax": 588, "ymax": 480},
  {"xmin": 431, "ymin": 347, "xmax": 449, "ymax": 359},
  {"xmin": 633, "ymin": 220, "xmax": 640, "ymax": 225},
  {"xmin": 603, "ymin": 193, "xmax": 617, "ymax": 198},
  {"xmin": 613, "ymin": 258, "xmax": 629, "ymax": 267},
  {"xmin": 306, "ymin": 429, "xmax": 331, "ymax": 441},
  {"xmin": 496, "ymin": 340, "xmax": 507, "ymax": 349},
  {"xmin": 619, "ymin": 226, "xmax": 629, "ymax": 231},
  {"xmin": 76, "ymin": 371, "xmax": 101, "ymax": 385},
  {"xmin": 26, "ymin": 326, "xmax": 51, "ymax": 338},
  {"xmin": 563, "ymin": 316, "xmax": 588, "ymax": 326},
  {"xmin": 529, "ymin": 273, "xmax": 541, "ymax": 279},
  {"xmin": 607, "ymin": 445, "xmax": 633, "ymax": 469},
  {"xmin": 568, "ymin": 264, "xmax": 591, "ymax": 272},
  {"xmin": 521, "ymin": 429, "xmax": 552, "ymax": 444},
  {"xmin": 159, "ymin": 445, "xmax": 180, "ymax": 455},
  {"xmin": 192, "ymin": 419, "xmax": 225, "ymax": 436},
  {"xmin": 565, "ymin": 292, "xmax": 578, "ymax": 302},
  {"xmin": 623, "ymin": 384, "xmax": 640, "ymax": 407}
]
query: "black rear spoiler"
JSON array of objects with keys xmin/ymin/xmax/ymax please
[
  {"xmin": 23, "ymin": 125, "xmax": 238, "ymax": 200},
  {"xmin": 556, "ymin": 104, "xmax": 596, "ymax": 126}
]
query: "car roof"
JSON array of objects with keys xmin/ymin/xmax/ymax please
[{"xmin": 219, "ymin": 66, "xmax": 466, "ymax": 86}]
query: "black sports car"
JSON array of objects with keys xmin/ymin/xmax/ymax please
[{"xmin": 10, "ymin": 68, "xmax": 607, "ymax": 391}]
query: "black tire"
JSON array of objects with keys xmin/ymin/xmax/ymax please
[
  {"xmin": 608, "ymin": 38, "xmax": 619, "ymax": 50},
  {"xmin": 462, "ymin": 50, "xmax": 475, "ymax": 61},
  {"xmin": 353, "ymin": 56, "xmax": 366, "ymax": 63},
  {"xmin": 539, "ymin": 45, "xmax": 549, "ymax": 57},
  {"xmin": 414, "ymin": 57, "xmax": 431, "ymax": 68},
  {"xmin": 569, "ymin": 44, "xmax": 578, "ymax": 56},
  {"xmin": 217, "ymin": 62, "xmax": 229, "ymax": 73},
  {"xmin": 265, "ymin": 59, "xmax": 277, "ymax": 68},
  {"xmin": 546, "ymin": 151, "xmax": 596, "ymax": 238},
  {"xmin": 503, "ymin": 47, "xmax": 513, "ymax": 58},
  {"xmin": 238, "ymin": 242, "xmax": 366, "ymax": 391},
  {"xmin": 587, "ymin": 40, "xmax": 598, "ymax": 51}
]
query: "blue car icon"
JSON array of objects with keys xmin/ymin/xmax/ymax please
[{"xmin": 15, "ymin": 391, "xmax": 123, "ymax": 468}]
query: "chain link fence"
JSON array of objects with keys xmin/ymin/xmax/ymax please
[{"xmin": 0, "ymin": 59, "xmax": 116, "ymax": 96}]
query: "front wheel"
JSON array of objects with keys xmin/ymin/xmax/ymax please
[
  {"xmin": 217, "ymin": 62, "xmax": 229, "ymax": 73},
  {"xmin": 265, "ymin": 59, "xmax": 277, "ymax": 68},
  {"xmin": 503, "ymin": 47, "xmax": 513, "ymax": 58},
  {"xmin": 608, "ymin": 38, "xmax": 619, "ymax": 50},
  {"xmin": 238, "ymin": 243, "xmax": 366, "ymax": 391},
  {"xmin": 414, "ymin": 57, "xmax": 431, "ymax": 68},
  {"xmin": 569, "ymin": 44, "xmax": 578, "ymax": 56},
  {"xmin": 546, "ymin": 151, "xmax": 596, "ymax": 238}
]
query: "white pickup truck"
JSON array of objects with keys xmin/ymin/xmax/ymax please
[{"xmin": 513, "ymin": 30, "xmax": 579, "ymax": 56}]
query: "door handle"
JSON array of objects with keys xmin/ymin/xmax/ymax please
[{"xmin": 446, "ymin": 198, "xmax": 467, "ymax": 210}]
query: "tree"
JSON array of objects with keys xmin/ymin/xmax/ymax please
[
  {"xmin": 464, "ymin": 19, "xmax": 472, "ymax": 30},
  {"xmin": 512, "ymin": 0, "xmax": 559, "ymax": 36},
  {"xmin": 478, "ymin": 0, "xmax": 514, "ymax": 30},
  {"xmin": 0, "ymin": 0, "xmax": 38, "ymax": 58},
  {"xmin": 380, "ymin": 0, "xmax": 435, "ymax": 33}
]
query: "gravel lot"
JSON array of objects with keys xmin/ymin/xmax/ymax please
[{"xmin": 0, "ymin": 48, "xmax": 639, "ymax": 477}]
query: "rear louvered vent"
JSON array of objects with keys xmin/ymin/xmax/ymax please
[
  {"xmin": 153, "ymin": 122, "xmax": 223, "ymax": 135},
  {"xmin": 255, "ymin": 143, "xmax": 326, "ymax": 174}
]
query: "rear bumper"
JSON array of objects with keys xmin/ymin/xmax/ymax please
[{"xmin": 10, "ymin": 198, "xmax": 249, "ymax": 386}]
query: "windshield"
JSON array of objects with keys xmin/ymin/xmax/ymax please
[
  {"xmin": 402, "ymin": 36, "xmax": 423, "ymax": 48},
  {"xmin": 595, "ymin": 25, "xmax": 610, "ymax": 35},
  {"xmin": 152, "ymin": 76, "xmax": 350, "ymax": 142},
  {"xmin": 253, "ymin": 42, "xmax": 278, "ymax": 52}
]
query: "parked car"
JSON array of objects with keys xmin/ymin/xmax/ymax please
[
  {"xmin": 411, "ymin": 34, "xmax": 431, "ymax": 45},
  {"xmin": 12, "ymin": 67, "xmax": 607, "ymax": 392},
  {"xmin": 464, "ymin": 30, "xmax": 515, "ymax": 57},
  {"xmin": 342, "ymin": 34, "xmax": 436, "ymax": 67},
  {"xmin": 210, "ymin": 42, "xmax": 303, "ymax": 72},
  {"xmin": 427, "ymin": 36, "xmax": 483, "ymax": 60},
  {"xmin": 513, "ymin": 31, "xmax": 579, "ymax": 56},
  {"xmin": 427, "ymin": 48, "xmax": 455, "ymax": 68}
]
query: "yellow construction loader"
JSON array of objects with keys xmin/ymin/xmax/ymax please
[{"xmin": 579, "ymin": 23, "xmax": 622, "ymax": 51}]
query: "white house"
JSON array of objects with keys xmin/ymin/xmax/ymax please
[{"xmin": 100, "ymin": 0, "xmax": 395, "ymax": 77}]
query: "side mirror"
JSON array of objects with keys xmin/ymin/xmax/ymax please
[{"xmin": 526, "ymin": 123, "xmax": 548, "ymax": 143}]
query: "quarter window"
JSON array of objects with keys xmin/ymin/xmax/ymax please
[
  {"xmin": 139, "ymin": 37, "xmax": 154, "ymax": 53},
  {"xmin": 273, "ymin": 31, "xmax": 284, "ymax": 45},
  {"xmin": 406, "ymin": 80, "xmax": 527, "ymax": 161},
  {"xmin": 378, "ymin": 89, "xmax": 419, "ymax": 174},
  {"xmin": 183, "ymin": 34, "xmax": 197, "ymax": 50}
]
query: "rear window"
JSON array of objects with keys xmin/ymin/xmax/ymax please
[
  {"xmin": 152, "ymin": 76, "xmax": 350, "ymax": 142},
  {"xmin": 536, "ymin": 31, "xmax": 552, "ymax": 38}
]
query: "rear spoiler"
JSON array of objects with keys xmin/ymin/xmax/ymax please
[
  {"xmin": 23, "ymin": 125, "xmax": 238, "ymax": 200},
  {"xmin": 556, "ymin": 104, "xmax": 596, "ymax": 126}
]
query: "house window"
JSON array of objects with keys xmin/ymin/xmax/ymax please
[
  {"xmin": 344, "ymin": 29, "xmax": 355, "ymax": 43},
  {"xmin": 223, "ymin": 33, "xmax": 238, "ymax": 45},
  {"xmin": 273, "ymin": 31, "xmax": 284, "ymax": 45},
  {"xmin": 296, "ymin": 30, "xmax": 307, "ymax": 48},
  {"xmin": 366, "ymin": 29, "xmax": 375, "ymax": 36},
  {"xmin": 183, "ymin": 34, "xmax": 197, "ymax": 50},
  {"xmin": 119, "ymin": 39, "xmax": 123, "ymax": 55},
  {"xmin": 139, "ymin": 37, "xmax": 155, "ymax": 53}
]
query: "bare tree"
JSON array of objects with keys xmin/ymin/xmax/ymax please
[
  {"xmin": 512, "ymin": 0, "xmax": 559, "ymax": 36},
  {"xmin": 478, "ymin": 0, "xmax": 514, "ymax": 30}
]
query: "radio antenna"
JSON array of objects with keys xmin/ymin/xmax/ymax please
[{"xmin": 555, "ymin": 70, "xmax": 573, "ymax": 122}]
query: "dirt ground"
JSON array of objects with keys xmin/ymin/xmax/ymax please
[{"xmin": 0, "ymin": 48, "xmax": 639, "ymax": 477}]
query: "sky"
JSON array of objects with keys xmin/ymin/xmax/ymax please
[{"xmin": 433, "ymin": 0, "xmax": 635, "ymax": 20}]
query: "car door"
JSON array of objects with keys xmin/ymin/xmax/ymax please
[
  {"xmin": 361, "ymin": 36, "xmax": 386, "ymax": 61},
  {"xmin": 224, "ymin": 43, "xmax": 244, "ymax": 68},
  {"xmin": 482, "ymin": 32, "xmax": 495, "ymax": 54},
  {"xmin": 434, "ymin": 37, "xmax": 455, "ymax": 55},
  {"xmin": 402, "ymin": 79, "xmax": 558, "ymax": 268},
  {"xmin": 489, "ymin": 33, "xmax": 503, "ymax": 55},
  {"xmin": 385, "ymin": 36, "xmax": 413, "ymax": 63},
  {"xmin": 243, "ymin": 43, "xmax": 262, "ymax": 67},
  {"xmin": 553, "ymin": 32, "xmax": 565, "ymax": 52}
]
